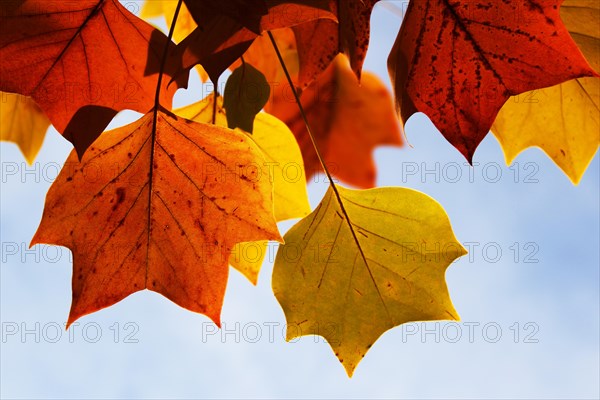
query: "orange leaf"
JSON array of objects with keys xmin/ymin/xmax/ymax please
[
  {"xmin": 0, "ymin": 0, "xmax": 187, "ymax": 156},
  {"xmin": 268, "ymin": 55, "xmax": 402, "ymax": 188},
  {"xmin": 31, "ymin": 109, "xmax": 281, "ymax": 326},
  {"xmin": 230, "ymin": 28, "xmax": 298, "ymax": 85},
  {"xmin": 388, "ymin": 0, "xmax": 598, "ymax": 161}
]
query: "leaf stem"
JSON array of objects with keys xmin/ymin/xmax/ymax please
[
  {"xmin": 212, "ymin": 88, "xmax": 218, "ymax": 124},
  {"xmin": 146, "ymin": 0, "xmax": 183, "ymax": 283},
  {"xmin": 153, "ymin": 0, "xmax": 183, "ymax": 114},
  {"xmin": 267, "ymin": 32, "xmax": 352, "ymax": 206},
  {"xmin": 267, "ymin": 31, "xmax": 335, "ymax": 186},
  {"xmin": 268, "ymin": 32, "xmax": 386, "ymax": 315},
  {"xmin": 239, "ymin": 56, "xmax": 246, "ymax": 98}
]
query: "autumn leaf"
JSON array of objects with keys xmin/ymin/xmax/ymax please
[
  {"xmin": 140, "ymin": 0, "xmax": 210, "ymax": 82},
  {"xmin": 177, "ymin": 1, "xmax": 333, "ymax": 83},
  {"xmin": 268, "ymin": 55, "xmax": 402, "ymax": 188},
  {"xmin": 224, "ymin": 62, "xmax": 271, "ymax": 133},
  {"xmin": 0, "ymin": 0, "xmax": 188, "ymax": 156},
  {"xmin": 229, "ymin": 241, "xmax": 270, "ymax": 284},
  {"xmin": 0, "ymin": 92, "xmax": 50, "ymax": 164},
  {"xmin": 273, "ymin": 185, "xmax": 466, "ymax": 376},
  {"xmin": 31, "ymin": 108, "xmax": 281, "ymax": 325},
  {"xmin": 388, "ymin": 0, "xmax": 599, "ymax": 161},
  {"xmin": 4, "ymin": 0, "xmax": 597, "ymax": 379},
  {"xmin": 492, "ymin": 0, "xmax": 600, "ymax": 184},
  {"xmin": 292, "ymin": 0, "xmax": 379, "ymax": 87},
  {"xmin": 175, "ymin": 96, "xmax": 311, "ymax": 284},
  {"xmin": 231, "ymin": 28, "xmax": 299, "ymax": 85},
  {"xmin": 238, "ymin": 31, "xmax": 401, "ymax": 187},
  {"xmin": 291, "ymin": 19, "xmax": 339, "ymax": 88},
  {"xmin": 142, "ymin": 0, "xmax": 197, "ymax": 43},
  {"xmin": 183, "ymin": 0, "xmax": 269, "ymax": 35}
]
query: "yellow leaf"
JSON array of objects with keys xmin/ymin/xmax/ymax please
[
  {"xmin": 273, "ymin": 185, "xmax": 466, "ymax": 376},
  {"xmin": 140, "ymin": 0, "xmax": 209, "ymax": 82},
  {"xmin": 492, "ymin": 0, "xmax": 600, "ymax": 184},
  {"xmin": 139, "ymin": 1, "xmax": 164, "ymax": 18},
  {"xmin": 229, "ymin": 241, "xmax": 269, "ymax": 285},
  {"xmin": 0, "ymin": 92, "xmax": 50, "ymax": 164},
  {"xmin": 176, "ymin": 96, "xmax": 311, "ymax": 284}
]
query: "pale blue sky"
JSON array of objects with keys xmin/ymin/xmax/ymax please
[{"xmin": 1, "ymin": 2, "xmax": 599, "ymax": 399}]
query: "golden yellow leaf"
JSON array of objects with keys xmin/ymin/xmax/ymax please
[
  {"xmin": 492, "ymin": 0, "xmax": 600, "ymax": 184},
  {"xmin": 229, "ymin": 241, "xmax": 269, "ymax": 285},
  {"xmin": 176, "ymin": 96, "xmax": 311, "ymax": 284},
  {"xmin": 0, "ymin": 92, "xmax": 50, "ymax": 164},
  {"xmin": 273, "ymin": 185, "xmax": 466, "ymax": 376},
  {"xmin": 139, "ymin": 1, "xmax": 164, "ymax": 18}
]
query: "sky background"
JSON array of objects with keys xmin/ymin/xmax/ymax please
[{"xmin": 1, "ymin": 2, "xmax": 599, "ymax": 399}]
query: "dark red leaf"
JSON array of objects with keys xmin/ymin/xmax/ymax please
[{"xmin": 388, "ymin": 0, "xmax": 599, "ymax": 161}]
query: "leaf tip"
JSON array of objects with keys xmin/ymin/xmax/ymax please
[
  {"xmin": 277, "ymin": 235, "xmax": 285, "ymax": 245},
  {"xmin": 65, "ymin": 319, "xmax": 75, "ymax": 331},
  {"xmin": 339, "ymin": 350, "xmax": 368, "ymax": 378},
  {"xmin": 204, "ymin": 308, "xmax": 222, "ymax": 329},
  {"xmin": 28, "ymin": 229, "xmax": 46, "ymax": 250},
  {"xmin": 458, "ymin": 242, "xmax": 468, "ymax": 258},
  {"xmin": 22, "ymin": 148, "xmax": 38, "ymax": 166},
  {"xmin": 343, "ymin": 364, "xmax": 356, "ymax": 378},
  {"xmin": 66, "ymin": 309, "xmax": 82, "ymax": 331},
  {"xmin": 460, "ymin": 146, "xmax": 476, "ymax": 165},
  {"xmin": 568, "ymin": 174, "xmax": 584, "ymax": 186}
]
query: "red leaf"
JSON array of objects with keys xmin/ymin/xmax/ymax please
[
  {"xmin": 177, "ymin": 1, "xmax": 333, "ymax": 83},
  {"xmin": 388, "ymin": 0, "xmax": 598, "ymax": 161},
  {"xmin": 0, "ymin": 0, "xmax": 187, "ymax": 156},
  {"xmin": 183, "ymin": 0, "xmax": 269, "ymax": 34},
  {"xmin": 293, "ymin": 0, "xmax": 379, "ymax": 87}
]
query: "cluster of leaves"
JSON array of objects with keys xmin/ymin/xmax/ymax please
[{"xmin": 0, "ymin": 0, "xmax": 598, "ymax": 376}]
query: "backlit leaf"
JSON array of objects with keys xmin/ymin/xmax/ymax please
[
  {"xmin": 492, "ymin": 0, "xmax": 600, "ymax": 184},
  {"xmin": 0, "ymin": 92, "xmax": 50, "ymax": 164},
  {"xmin": 176, "ymin": 96, "xmax": 310, "ymax": 283},
  {"xmin": 32, "ymin": 109, "xmax": 281, "ymax": 325},
  {"xmin": 183, "ymin": 0, "xmax": 269, "ymax": 35},
  {"xmin": 0, "ymin": 0, "xmax": 188, "ymax": 156},
  {"xmin": 141, "ymin": 0, "xmax": 197, "ymax": 43},
  {"xmin": 388, "ymin": 0, "xmax": 598, "ymax": 161},
  {"xmin": 140, "ymin": 0, "xmax": 209, "ymax": 82},
  {"xmin": 177, "ymin": 1, "xmax": 333, "ymax": 83},
  {"xmin": 268, "ymin": 55, "xmax": 402, "ymax": 188},
  {"xmin": 292, "ymin": 0, "xmax": 379, "ymax": 87},
  {"xmin": 273, "ymin": 185, "xmax": 466, "ymax": 376}
]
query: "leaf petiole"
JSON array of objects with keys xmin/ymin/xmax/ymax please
[{"xmin": 267, "ymin": 31, "xmax": 374, "ymax": 288}]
